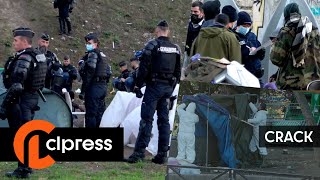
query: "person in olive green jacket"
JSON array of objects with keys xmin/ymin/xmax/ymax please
[{"xmin": 190, "ymin": 13, "xmax": 242, "ymax": 63}]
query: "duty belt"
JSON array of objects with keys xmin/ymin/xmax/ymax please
[
  {"xmin": 93, "ymin": 76, "xmax": 107, "ymax": 82},
  {"xmin": 151, "ymin": 78, "xmax": 171, "ymax": 84}
]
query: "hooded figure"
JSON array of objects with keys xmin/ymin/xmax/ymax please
[
  {"xmin": 176, "ymin": 102, "xmax": 199, "ymax": 163},
  {"xmin": 248, "ymin": 102, "xmax": 268, "ymax": 156},
  {"xmin": 270, "ymin": 3, "xmax": 320, "ymax": 90}
]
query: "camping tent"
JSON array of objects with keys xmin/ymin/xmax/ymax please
[
  {"xmin": 176, "ymin": 93, "xmax": 258, "ymax": 168},
  {"xmin": 0, "ymin": 69, "xmax": 73, "ymax": 128},
  {"xmin": 100, "ymin": 84, "xmax": 180, "ymax": 155}
]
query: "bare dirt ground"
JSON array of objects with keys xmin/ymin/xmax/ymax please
[{"xmin": 249, "ymin": 147, "xmax": 320, "ymax": 177}]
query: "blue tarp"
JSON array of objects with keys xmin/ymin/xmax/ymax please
[{"xmin": 183, "ymin": 94, "xmax": 239, "ymax": 168}]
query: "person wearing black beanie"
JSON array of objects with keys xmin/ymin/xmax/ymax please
[
  {"xmin": 202, "ymin": 0, "xmax": 221, "ymax": 28},
  {"xmin": 234, "ymin": 11, "xmax": 265, "ymax": 87},
  {"xmin": 284, "ymin": 3, "xmax": 300, "ymax": 22},
  {"xmin": 222, "ymin": 5, "xmax": 238, "ymax": 29}
]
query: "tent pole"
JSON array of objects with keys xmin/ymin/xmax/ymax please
[{"xmin": 206, "ymin": 102, "xmax": 209, "ymax": 167}]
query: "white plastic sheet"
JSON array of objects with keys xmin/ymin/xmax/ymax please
[
  {"xmin": 226, "ymin": 61, "xmax": 260, "ymax": 88},
  {"xmin": 100, "ymin": 84, "xmax": 180, "ymax": 155}
]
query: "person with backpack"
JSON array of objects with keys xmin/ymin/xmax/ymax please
[
  {"xmin": 0, "ymin": 27, "xmax": 47, "ymax": 178},
  {"xmin": 270, "ymin": 3, "xmax": 320, "ymax": 90},
  {"xmin": 79, "ymin": 32, "xmax": 111, "ymax": 128}
]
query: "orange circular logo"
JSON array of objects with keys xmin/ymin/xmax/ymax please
[{"xmin": 13, "ymin": 120, "xmax": 56, "ymax": 169}]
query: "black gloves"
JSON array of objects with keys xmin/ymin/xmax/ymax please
[
  {"xmin": 79, "ymin": 93, "xmax": 85, "ymax": 100},
  {"xmin": 169, "ymin": 96, "xmax": 177, "ymax": 110},
  {"xmin": 0, "ymin": 106, "xmax": 7, "ymax": 120},
  {"xmin": 256, "ymin": 48, "xmax": 266, "ymax": 60},
  {"xmin": 254, "ymin": 68, "xmax": 265, "ymax": 78},
  {"xmin": 133, "ymin": 87, "xmax": 143, "ymax": 98},
  {"xmin": 51, "ymin": 63, "xmax": 61, "ymax": 71},
  {"xmin": 69, "ymin": 8, "xmax": 73, "ymax": 13}
]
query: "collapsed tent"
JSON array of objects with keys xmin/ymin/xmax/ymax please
[
  {"xmin": 180, "ymin": 94, "xmax": 257, "ymax": 168},
  {"xmin": 0, "ymin": 89, "xmax": 73, "ymax": 128},
  {"xmin": 183, "ymin": 57, "xmax": 260, "ymax": 88},
  {"xmin": 100, "ymin": 84, "xmax": 180, "ymax": 155}
]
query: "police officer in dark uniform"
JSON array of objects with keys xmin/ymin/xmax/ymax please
[
  {"xmin": 36, "ymin": 33, "xmax": 61, "ymax": 89},
  {"xmin": 79, "ymin": 33, "xmax": 111, "ymax": 128},
  {"xmin": 0, "ymin": 27, "xmax": 47, "ymax": 178},
  {"xmin": 54, "ymin": 0, "xmax": 74, "ymax": 35},
  {"xmin": 127, "ymin": 20, "xmax": 181, "ymax": 164}
]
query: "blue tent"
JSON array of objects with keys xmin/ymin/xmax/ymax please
[{"xmin": 183, "ymin": 94, "xmax": 239, "ymax": 168}]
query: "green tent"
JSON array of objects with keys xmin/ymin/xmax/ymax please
[{"xmin": 0, "ymin": 69, "xmax": 72, "ymax": 128}]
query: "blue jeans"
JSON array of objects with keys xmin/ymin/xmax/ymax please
[
  {"xmin": 124, "ymin": 77, "xmax": 135, "ymax": 92},
  {"xmin": 112, "ymin": 78, "xmax": 127, "ymax": 91}
]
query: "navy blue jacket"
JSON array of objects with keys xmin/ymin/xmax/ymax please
[{"xmin": 236, "ymin": 31, "xmax": 262, "ymax": 77}]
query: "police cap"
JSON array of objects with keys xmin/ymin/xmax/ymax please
[
  {"xmin": 12, "ymin": 27, "xmax": 35, "ymax": 38},
  {"xmin": 41, "ymin": 33, "xmax": 50, "ymax": 41},
  {"xmin": 85, "ymin": 32, "xmax": 98, "ymax": 42}
]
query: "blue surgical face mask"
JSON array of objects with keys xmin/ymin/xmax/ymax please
[
  {"xmin": 86, "ymin": 44, "xmax": 94, "ymax": 51},
  {"xmin": 237, "ymin": 26, "xmax": 250, "ymax": 36}
]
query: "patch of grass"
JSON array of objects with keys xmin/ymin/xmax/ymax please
[
  {"xmin": 103, "ymin": 31, "xmax": 112, "ymax": 39},
  {"xmin": 0, "ymin": 162, "xmax": 166, "ymax": 179},
  {"xmin": 112, "ymin": 34, "xmax": 120, "ymax": 44},
  {"xmin": 134, "ymin": 160, "xmax": 145, "ymax": 169}
]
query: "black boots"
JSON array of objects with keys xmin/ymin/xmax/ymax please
[
  {"xmin": 127, "ymin": 152, "xmax": 145, "ymax": 163},
  {"xmin": 5, "ymin": 167, "xmax": 32, "ymax": 178},
  {"xmin": 127, "ymin": 151, "xmax": 167, "ymax": 164},
  {"xmin": 59, "ymin": 17, "xmax": 72, "ymax": 35},
  {"xmin": 151, "ymin": 152, "xmax": 167, "ymax": 164}
]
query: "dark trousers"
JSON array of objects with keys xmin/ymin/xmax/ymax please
[
  {"xmin": 7, "ymin": 92, "xmax": 39, "ymax": 171},
  {"xmin": 134, "ymin": 82, "xmax": 173, "ymax": 154},
  {"xmin": 84, "ymin": 83, "xmax": 107, "ymax": 128},
  {"xmin": 59, "ymin": 17, "xmax": 71, "ymax": 34}
]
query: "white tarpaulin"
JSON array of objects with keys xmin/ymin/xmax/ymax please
[
  {"xmin": 213, "ymin": 61, "xmax": 260, "ymax": 88},
  {"xmin": 227, "ymin": 61, "xmax": 260, "ymax": 88},
  {"xmin": 100, "ymin": 84, "xmax": 180, "ymax": 155}
]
